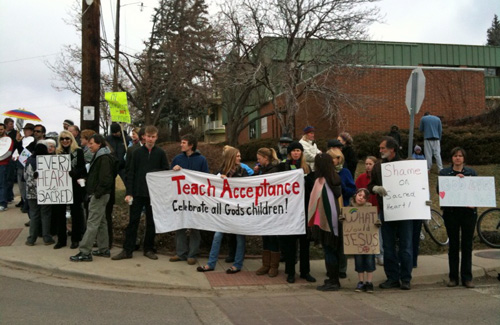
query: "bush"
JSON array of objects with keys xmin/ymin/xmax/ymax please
[
  {"xmin": 238, "ymin": 138, "xmax": 280, "ymax": 161},
  {"xmin": 351, "ymin": 125, "xmax": 500, "ymax": 165}
]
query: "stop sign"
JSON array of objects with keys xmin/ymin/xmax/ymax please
[{"xmin": 405, "ymin": 68, "xmax": 426, "ymax": 114}]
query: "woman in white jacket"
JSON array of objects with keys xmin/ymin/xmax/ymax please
[{"xmin": 299, "ymin": 126, "xmax": 321, "ymax": 171}]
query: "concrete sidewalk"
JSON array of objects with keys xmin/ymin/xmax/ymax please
[{"xmin": 1, "ymin": 196, "xmax": 499, "ymax": 291}]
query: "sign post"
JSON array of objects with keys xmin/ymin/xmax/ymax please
[{"xmin": 405, "ymin": 68, "xmax": 426, "ymax": 158}]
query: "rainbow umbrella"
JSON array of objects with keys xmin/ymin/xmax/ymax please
[{"xmin": 2, "ymin": 108, "xmax": 42, "ymax": 122}]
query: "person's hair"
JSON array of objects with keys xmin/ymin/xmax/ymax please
[
  {"xmin": 314, "ymin": 153, "xmax": 340, "ymax": 190},
  {"xmin": 144, "ymin": 125, "xmax": 158, "ymax": 135},
  {"xmin": 0, "ymin": 123, "xmax": 5, "ymax": 129},
  {"xmin": 3, "ymin": 118, "xmax": 13, "ymax": 125},
  {"xmin": 366, "ymin": 156, "xmax": 377, "ymax": 164},
  {"xmin": 90, "ymin": 134, "xmax": 107, "ymax": 149},
  {"xmin": 381, "ymin": 136, "xmax": 398, "ymax": 151},
  {"xmin": 56, "ymin": 130, "xmax": 79, "ymax": 153},
  {"xmin": 450, "ymin": 147, "xmax": 466, "ymax": 160},
  {"xmin": 326, "ymin": 147, "xmax": 345, "ymax": 166},
  {"xmin": 338, "ymin": 132, "xmax": 353, "ymax": 145},
  {"xmin": 287, "ymin": 150, "xmax": 310, "ymax": 174},
  {"xmin": 132, "ymin": 126, "xmax": 141, "ymax": 135},
  {"xmin": 81, "ymin": 129, "xmax": 96, "ymax": 141},
  {"xmin": 181, "ymin": 134, "xmax": 197, "ymax": 151},
  {"xmin": 257, "ymin": 147, "xmax": 279, "ymax": 166},
  {"xmin": 34, "ymin": 124, "xmax": 46, "ymax": 134},
  {"xmin": 220, "ymin": 146, "xmax": 240, "ymax": 175},
  {"xmin": 222, "ymin": 145, "xmax": 234, "ymax": 155}
]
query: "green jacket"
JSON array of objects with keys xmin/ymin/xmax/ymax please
[{"xmin": 87, "ymin": 147, "xmax": 115, "ymax": 198}]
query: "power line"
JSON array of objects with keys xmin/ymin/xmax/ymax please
[{"xmin": 0, "ymin": 53, "xmax": 59, "ymax": 64}]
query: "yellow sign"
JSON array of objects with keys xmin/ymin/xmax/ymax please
[{"xmin": 105, "ymin": 92, "xmax": 131, "ymax": 123}]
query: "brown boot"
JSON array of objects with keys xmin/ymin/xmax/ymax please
[
  {"xmin": 268, "ymin": 251, "xmax": 281, "ymax": 277},
  {"xmin": 256, "ymin": 250, "xmax": 271, "ymax": 275}
]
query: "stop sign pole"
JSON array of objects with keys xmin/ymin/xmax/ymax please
[{"xmin": 406, "ymin": 68, "xmax": 426, "ymax": 158}]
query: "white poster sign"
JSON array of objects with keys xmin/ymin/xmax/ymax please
[
  {"xmin": 381, "ymin": 160, "xmax": 430, "ymax": 221},
  {"xmin": 18, "ymin": 148, "xmax": 31, "ymax": 167},
  {"xmin": 438, "ymin": 176, "xmax": 496, "ymax": 207},
  {"xmin": 36, "ymin": 154, "xmax": 73, "ymax": 204},
  {"xmin": 147, "ymin": 169, "xmax": 305, "ymax": 235}
]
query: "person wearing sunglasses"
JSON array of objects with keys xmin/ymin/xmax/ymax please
[{"xmin": 53, "ymin": 131, "xmax": 87, "ymax": 250}]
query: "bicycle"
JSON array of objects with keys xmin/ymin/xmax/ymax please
[
  {"xmin": 477, "ymin": 208, "xmax": 500, "ymax": 249},
  {"xmin": 420, "ymin": 209, "xmax": 449, "ymax": 246}
]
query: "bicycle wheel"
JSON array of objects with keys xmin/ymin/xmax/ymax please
[
  {"xmin": 477, "ymin": 208, "xmax": 500, "ymax": 249},
  {"xmin": 424, "ymin": 209, "xmax": 449, "ymax": 246}
]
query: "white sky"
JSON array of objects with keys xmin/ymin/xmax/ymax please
[{"xmin": 0, "ymin": 0, "xmax": 498, "ymax": 134}]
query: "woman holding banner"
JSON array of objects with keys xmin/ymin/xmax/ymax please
[
  {"xmin": 439, "ymin": 147, "xmax": 478, "ymax": 289},
  {"xmin": 53, "ymin": 131, "xmax": 87, "ymax": 249},
  {"xmin": 279, "ymin": 141, "xmax": 316, "ymax": 283},
  {"xmin": 197, "ymin": 146, "xmax": 248, "ymax": 273},
  {"xmin": 254, "ymin": 147, "xmax": 282, "ymax": 277},
  {"xmin": 309, "ymin": 153, "xmax": 343, "ymax": 291}
]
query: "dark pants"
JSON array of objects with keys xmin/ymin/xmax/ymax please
[
  {"xmin": 412, "ymin": 220, "xmax": 423, "ymax": 267},
  {"xmin": 262, "ymin": 235, "xmax": 279, "ymax": 252},
  {"xmin": 105, "ymin": 185, "xmax": 115, "ymax": 248},
  {"xmin": 381, "ymin": 217, "xmax": 414, "ymax": 283},
  {"xmin": 280, "ymin": 234, "xmax": 310, "ymax": 276},
  {"xmin": 53, "ymin": 205, "xmax": 67, "ymax": 245},
  {"xmin": 443, "ymin": 208, "xmax": 477, "ymax": 283},
  {"xmin": 323, "ymin": 244, "xmax": 340, "ymax": 283},
  {"xmin": 123, "ymin": 196, "xmax": 155, "ymax": 254}
]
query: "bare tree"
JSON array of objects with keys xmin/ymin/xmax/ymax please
[{"xmin": 217, "ymin": 0, "xmax": 380, "ymax": 143}]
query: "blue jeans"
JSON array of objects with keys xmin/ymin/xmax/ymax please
[
  {"xmin": 0, "ymin": 165, "xmax": 7, "ymax": 207},
  {"xmin": 207, "ymin": 232, "xmax": 245, "ymax": 270},
  {"xmin": 381, "ymin": 216, "xmax": 413, "ymax": 282},
  {"xmin": 354, "ymin": 254, "xmax": 376, "ymax": 273}
]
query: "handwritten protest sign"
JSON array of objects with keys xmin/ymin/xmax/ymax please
[
  {"xmin": 18, "ymin": 148, "xmax": 31, "ymax": 167},
  {"xmin": 105, "ymin": 92, "xmax": 131, "ymax": 123},
  {"xmin": 36, "ymin": 154, "xmax": 73, "ymax": 205},
  {"xmin": 382, "ymin": 160, "xmax": 430, "ymax": 221},
  {"xmin": 147, "ymin": 169, "xmax": 305, "ymax": 235},
  {"xmin": 342, "ymin": 206, "xmax": 380, "ymax": 254},
  {"xmin": 438, "ymin": 176, "xmax": 496, "ymax": 207}
]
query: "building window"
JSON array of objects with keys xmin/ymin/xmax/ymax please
[
  {"xmin": 484, "ymin": 68, "xmax": 497, "ymax": 76},
  {"xmin": 249, "ymin": 121, "xmax": 257, "ymax": 139}
]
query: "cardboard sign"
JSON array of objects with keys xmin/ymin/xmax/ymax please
[
  {"xmin": 438, "ymin": 176, "xmax": 496, "ymax": 207},
  {"xmin": 36, "ymin": 154, "xmax": 73, "ymax": 205},
  {"xmin": 18, "ymin": 148, "xmax": 31, "ymax": 167},
  {"xmin": 381, "ymin": 160, "xmax": 431, "ymax": 221},
  {"xmin": 147, "ymin": 169, "xmax": 305, "ymax": 235},
  {"xmin": 342, "ymin": 206, "xmax": 380, "ymax": 255},
  {"xmin": 105, "ymin": 92, "xmax": 131, "ymax": 123}
]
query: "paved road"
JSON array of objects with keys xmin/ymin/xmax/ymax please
[{"xmin": 1, "ymin": 267, "xmax": 499, "ymax": 325}]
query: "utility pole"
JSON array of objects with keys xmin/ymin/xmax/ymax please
[
  {"xmin": 81, "ymin": 0, "xmax": 101, "ymax": 132},
  {"xmin": 113, "ymin": 0, "xmax": 120, "ymax": 92}
]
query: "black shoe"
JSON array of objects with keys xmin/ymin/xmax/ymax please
[
  {"xmin": 53, "ymin": 243, "xmax": 66, "ymax": 249},
  {"xmin": 401, "ymin": 281, "xmax": 411, "ymax": 290},
  {"xmin": 339, "ymin": 272, "xmax": 347, "ymax": 279},
  {"xmin": 92, "ymin": 249, "xmax": 111, "ymax": 258},
  {"xmin": 379, "ymin": 280, "xmax": 401, "ymax": 289},
  {"xmin": 24, "ymin": 221, "xmax": 30, "ymax": 227},
  {"xmin": 317, "ymin": 281, "xmax": 340, "ymax": 291},
  {"xmin": 15, "ymin": 200, "xmax": 24, "ymax": 207},
  {"xmin": 287, "ymin": 274, "xmax": 295, "ymax": 283},
  {"xmin": 112, "ymin": 250, "xmax": 132, "ymax": 260},
  {"xmin": 144, "ymin": 251, "xmax": 158, "ymax": 260},
  {"xmin": 25, "ymin": 241, "xmax": 35, "ymax": 246},
  {"xmin": 44, "ymin": 239, "xmax": 56, "ymax": 245},
  {"xmin": 70, "ymin": 242, "xmax": 79, "ymax": 249},
  {"xmin": 70, "ymin": 252, "xmax": 93, "ymax": 262},
  {"xmin": 300, "ymin": 273, "xmax": 317, "ymax": 282},
  {"xmin": 225, "ymin": 256, "xmax": 235, "ymax": 263}
]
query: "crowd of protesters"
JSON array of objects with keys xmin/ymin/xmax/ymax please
[{"xmin": 2, "ymin": 114, "xmax": 480, "ymax": 292}]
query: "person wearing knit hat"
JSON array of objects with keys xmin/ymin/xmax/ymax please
[
  {"xmin": 299, "ymin": 126, "xmax": 321, "ymax": 171},
  {"xmin": 280, "ymin": 140, "xmax": 316, "ymax": 284},
  {"xmin": 412, "ymin": 145, "xmax": 425, "ymax": 160},
  {"xmin": 63, "ymin": 119, "xmax": 74, "ymax": 130}
]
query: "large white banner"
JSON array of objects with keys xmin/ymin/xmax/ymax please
[
  {"xmin": 147, "ymin": 169, "xmax": 305, "ymax": 235},
  {"xmin": 37, "ymin": 154, "xmax": 73, "ymax": 204},
  {"xmin": 382, "ymin": 160, "xmax": 430, "ymax": 221},
  {"xmin": 438, "ymin": 176, "xmax": 496, "ymax": 207}
]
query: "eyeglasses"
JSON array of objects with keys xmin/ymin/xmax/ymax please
[
  {"xmin": 34, "ymin": 130, "xmax": 42, "ymax": 133},
  {"xmin": 60, "ymin": 137, "xmax": 71, "ymax": 141}
]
